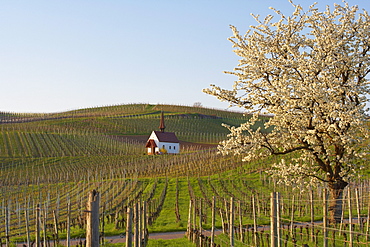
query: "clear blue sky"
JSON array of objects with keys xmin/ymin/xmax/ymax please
[{"xmin": 1, "ymin": 0, "xmax": 368, "ymax": 113}]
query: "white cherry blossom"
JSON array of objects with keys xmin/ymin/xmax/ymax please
[{"xmin": 204, "ymin": 1, "xmax": 370, "ymax": 223}]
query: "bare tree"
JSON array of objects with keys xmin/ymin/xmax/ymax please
[{"xmin": 193, "ymin": 102, "xmax": 203, "ymax": 108}]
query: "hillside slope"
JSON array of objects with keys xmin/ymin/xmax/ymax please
[{"xmin": 0, "ymin": 104, "xmax": 270, "ymax": 146}]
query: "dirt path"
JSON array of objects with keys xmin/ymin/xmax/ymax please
[
  {"xmin": 16, "ymin": 231, "xmax": 191, "ymax": 246},
  {"xmin": 16, "ymin": 230, "xmax": 223, "ymax": 246},
  {"xmin": 19, "ymin": 219, "xmax": 361, "ymax": 246},
  {"xmin": 105, "ymin": 231, "xmax": 188, "ymax": 244}
]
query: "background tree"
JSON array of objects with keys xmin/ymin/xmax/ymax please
[
  {"xmin": 193, "ymin": 102, "xmax": 203, "ymax": 108},
  {"xmin": 204, "ymin": 1, "xmax": 370, "ymax": 223}
]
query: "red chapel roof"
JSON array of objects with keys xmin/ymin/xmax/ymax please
[{"xmin": 153, "ymin": 131, "xmax": 179, "ymax": 143}]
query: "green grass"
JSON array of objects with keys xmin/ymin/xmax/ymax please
[{"xmin": 148, "ymin": 178, "xmax": 189, "ymax": 233}]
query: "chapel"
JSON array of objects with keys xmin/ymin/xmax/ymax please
[{"xmin": 145, "ymin": 112, "xmax": 180, "ymax": 155}]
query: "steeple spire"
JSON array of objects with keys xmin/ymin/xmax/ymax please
[{"xmin": 159, "ymin": 111, "xmax": 165, "ymax": 132}]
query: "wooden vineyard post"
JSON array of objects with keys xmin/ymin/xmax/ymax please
[
  {"xmin": 355, "ymin": 188, "xmax": 362, "ymax": 231},
  {"xmin": 126, "ymin": 207, "xmax": 133, "ymax": 247},
  {"xmin": 42, "ymin": 203, "xmax": 48, "ymax": 247},
  {"xmin": 238, "ymin": 200, "xmax": 243, "ymax": 242},
  {"xmin": 271, "ymin": 192, "xmax": 278, "ymax": 247},
  {"xmin": 53, "ymin": 210, "xmax": 59, "ymax": 245},
  {"xmin": 219, "ymin": 207, "xmax": 226, "ymax": 234},
  {"xmin": 67, "ymin": 199, "xmax": 71, "ymax": 247},
  {"xmin": 187, "ymin": 199, "xmax": 192, "ymax": 240},
  {"xmin": 101, "ymin": 206, "xmax": 105, "ymax": 245},
  {"xmin": 211, "ymin": 196, "xmax": 215, "ymax": 246},
  {"xmin": 138, "ymin": 202, "xmax": 142, "ymax": 247},
  {"xmin": 230, "ymin": 197, "xmax": 234, "ymax": 247},
  {"xmin": 366, "ymin": 191, "xmax": 370, "ymax": 242},
  {"xmin": 290, "ymin": 195, "xmax": 295, "ymax": 239},
  {"xmin": 5, "ymin": 206, "xmax": 9, "ymax": 247},
  {"xmin": 36, "ymin": 204, "xmax": 41, "ymax": 247},
  {"xmin": 134, "ymin": 203, "xmax": 139, "ymax": 247},
  {"xmin": 224, "ymin": 199, "xmax": 230, "ymax": 231},
  {"xmin": 193, "ymin": 198, "xmax": 197, "ymax": 241},
  {"xmin": 86, "ymin": 190, "xmax": 100, "ymax": 247},
  {"xmin": 348, "ymin": 188, "xmax": 353, "ymax": 247},
  {"xmin": 252, "ymin": 195, "xmax": 258, "ymax": 247},
  {"xmin": 323, "ymin": 189, "xmax": 328, "ymax": 247},
  {"xmin": 25, "ymin": 209, "xmax": 31, "ymax": 247},
  {"xmin": 276, "ymin": 192, "xmax": 281, "ymax": 247},
  {"xmin": 310, "ymin": 189, "xmax": 314, "ymax": 242},
  {"xmin": 142, "ymin": 201, "xmax": 148, "ymax": 246},
  {"xmin": 339, "ymin": 192, "xmax": 346, "ymax": 236},
  {"xmin": 199, "ymin": 199, "xmax": 203, "ymax": 247}
]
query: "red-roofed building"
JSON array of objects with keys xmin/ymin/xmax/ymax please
[{"xmin": 146, "ymin": 112, "xmax": 180, "ymax": 155}]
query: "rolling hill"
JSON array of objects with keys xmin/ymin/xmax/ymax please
[{"xmin": 1, "ymin": 104, "xmax": 369, "ymax": 247}]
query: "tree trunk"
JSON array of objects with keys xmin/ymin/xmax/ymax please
[{"xmin": 328, "ymin": 179, "xmax": 348, "ymax": 224}]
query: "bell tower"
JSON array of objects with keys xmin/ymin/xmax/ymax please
[{"xmin": 159, "ymin": 111, "xmax": 165, "ymax": 132}]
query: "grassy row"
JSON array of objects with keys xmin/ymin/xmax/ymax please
[{"xmin": 0, "ymin": 130, "xmax": 143, "ymax": 158}]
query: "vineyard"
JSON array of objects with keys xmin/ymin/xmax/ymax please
[{"xmin": 0, "ymin": 103, "xmax": 369, "ymax": 247}]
